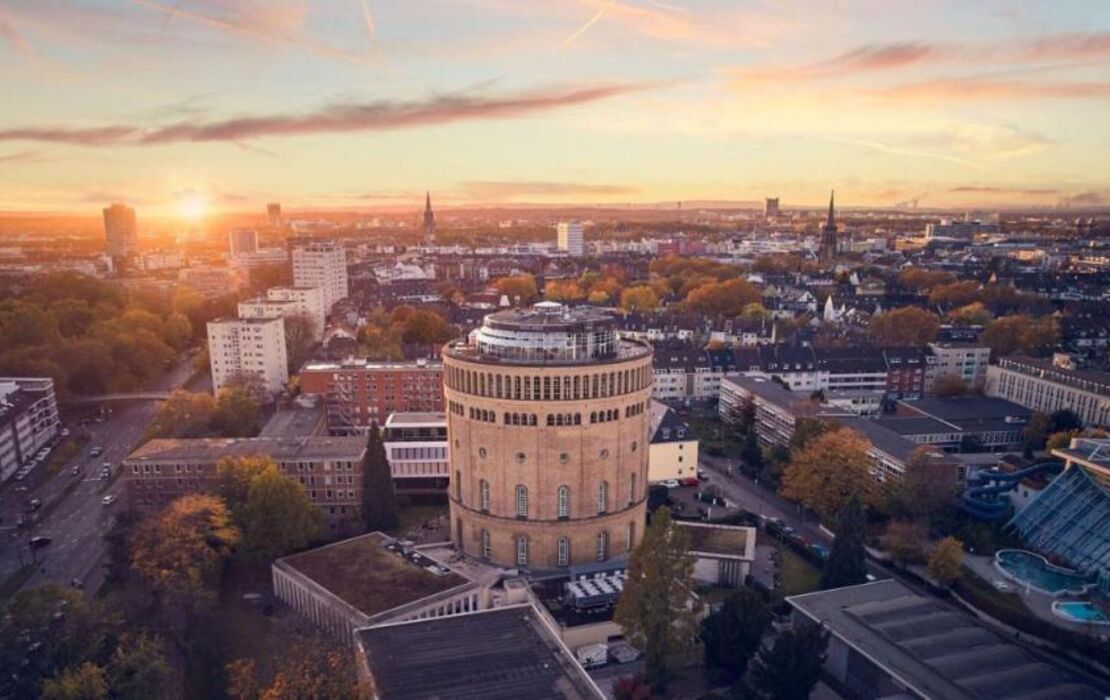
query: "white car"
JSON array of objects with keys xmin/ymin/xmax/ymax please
[
  {"xmin": 101, "ymin": 495, "xmax": 116, "ymax": 506},
  {"xmin": 661, "ymin": 479, "xmax": 681, "ymax": 489}
]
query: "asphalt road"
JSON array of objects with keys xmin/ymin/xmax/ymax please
[{"xmin": 0, "ymin": 357, "xmax": 197, "ymax": 597}]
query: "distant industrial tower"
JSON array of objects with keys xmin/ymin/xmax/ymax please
[
  {"xmin": 818, "ymin": 191, "xmax": 838, "ymax": 262},
  {"xmin": 267, "ymin": 203, "xmax": 282, "ymax": 226},
  {"xmin": 557, "ymin": 221, "xmax": 584, "ymax": 256},
  {"xmin": 422, "ymin": 192, "xmax": 436, "ymax": 245},
  {"xmin": 102, "ymin": 203, "xmax": 138, "ymax": 263},
  {"xmin": 764, "ymin": 197, "xmax": 780, "ymax": 219}
]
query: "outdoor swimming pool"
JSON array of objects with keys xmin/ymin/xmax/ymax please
[
  {"xmin": 994, "ymin": 549, "xmax": 1092, "ymax": 596},
  {"xmin": 1052, "ymin": 601, "xmax": 1110, "ymax": 625}
]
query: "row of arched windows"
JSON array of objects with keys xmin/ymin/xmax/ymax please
[
  {"xmin": 466, "ymin": 480, "xmax": 640, "ymax": 518},
  {"xmin": 468, "ymin": 527, "xmax": 638, "ymax": 566},
  {"xmin": 547, "ymin": 413, "xmax": 581, "ymax": 426},
  {"xmin": 591, "ymin": 409, "xmax": 619, "ymax": 424},
  {"xmin": 469, "ymin": 407, "xmax": 496, "ymax": 423},
  {"xmin": 456, "ymin": 403, "xmax": 649, "ymax": 427},
  {"xmin": 445, "ymin": 364, "xmax": 652, "ymax": 401},
  {"xmin": 505, "ymin": 412, "xmax": 538, "ymax": 426}
]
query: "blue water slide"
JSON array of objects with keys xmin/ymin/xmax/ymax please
[{"xmin": 960, "ymin": 462, "xmax": 1062, "ymax": 521}]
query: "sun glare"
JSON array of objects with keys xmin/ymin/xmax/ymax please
[{"xmin": 177, "ymin": 193, "xmax": 208, "ymax": 220}]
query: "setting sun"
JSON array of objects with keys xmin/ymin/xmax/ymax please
[{"xmin": 177, "ymin": 193, "xmax": 208, "ymax": 220}]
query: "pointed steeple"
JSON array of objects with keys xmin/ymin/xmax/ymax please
[
  {"xmin": 825, "ymin": 190, "xmax": 836, "ymax": 230},
  {"xmin": 422, "ymin": 191, "xmax": 436, "ymax": 244}
]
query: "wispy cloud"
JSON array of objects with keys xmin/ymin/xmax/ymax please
[
  {"xmin": 948, "ymin": 186, "xmax": 1060, "ymax": 195},
  {"xmin": 822, "ymin": 136, "xmax": 987, "ymax": 171},
  {"xmin": 0, "ymin": 82, "xmax": 651, "ymax": 147},
  {"xmin": 558, "ymin": 0, "xmax": 620, "ymax": 51},
  {"xmin": 0, "ymin": 150, "xmax": 40, "ymax": 165},
  {"xmin": 864, "ymin": 77, "xmax": 1110, "ymax": 103},
  {"xmin": 734, "ymin": 32, "xmax": 1110, "ymax": 82},
  {"xmin": 459, "ymin": 180, "xmax": 639, "ymax": 200},
  {"xmin": 130, "ymin": 0, "xmax": 375, "ymax": 65}
]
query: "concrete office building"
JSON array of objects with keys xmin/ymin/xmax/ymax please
[
  {"xmin": 0, "ymin": 378, "xmax": 60, "ymax": 482},
  {"xmin": 556, "ymin": 221, "xmax": 584, "ymax": 256},
  {"xmin": 763, "ymin": 197, "xmax": 779, "ymax": 219},
  {"xmin": 102, "ymin": 203, "xmax": 138, "ymax": 261},
  {"xmin": 206, "ymin": 316, "xmax": 288, "ymax": 395},
  {"xmin": 383, "ymin": 412, "xmax": 449, "ymax": 498},
  {"xmin": 125, "ymin": 436, "xmax": 365, "ymax": 528},
  {"xmin": 926, "ymin": 342, "xmax": 992, "ymax": 393},
  {"xmin": 292, "ymin": 242, "xmax": 348, "ymax": 309},
  {"xmin": 267, "ymin": 202, "xmax": 282, "ymax": 226},
  {"xmin": 986, "ymin": 355, "xmax": 1110, "ymax": 428},
  {"xmin": 443, "ymin": 302, "xmax": 653, "ymax": 568},
  {"xmin": 266, "ymin": 286, "xmax": 327, "ymax": 341}
]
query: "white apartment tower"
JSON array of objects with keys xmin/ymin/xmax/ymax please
[
  {"xmin": 265, "ymin": 286, "xmax": 327, "ymax": 341},
  {"xmin": 206, "ymin": 317, "xmax": 289, "ymax": 396},
  {"xmin": 292, "ymin": 242, "xmax": 348, "ymax": 310},
  {"xmin": 556, "ymin": 221, "xmax": 584, "ymax": 256}
]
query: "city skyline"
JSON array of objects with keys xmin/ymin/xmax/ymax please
[{"xmin": 0, "ymin": 1, "xmax": 1108, "ymax": 214}]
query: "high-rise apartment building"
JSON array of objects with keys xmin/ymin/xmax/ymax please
[
  {"xmin": 292, "ymin": 242, "xmax": 348, "ymax": 310},
  {"xmin": 764, "ymin": 197, "xmax": 780, "ymax": 219},
  {"xmin": 443, "ymin": 302, "xmax": 653, "ymax": 568},
  {"xmin": 206, "ymin": 316, "xmax": 288, "ymax": 395},
  {"xmin": 265, "ymin": 286, "xmax": 327, "ymax": 341},
  {"xmin": 102, "ymin": 203, "xmax": 138, "ymax": 261},
  {"xmin": 267, "ymin": 202, "xmax": 282, "ymax": 226},
  {"xmin": 0, "ymin": 377, "xmax": 60, "ymax": 481},
  {"xmin": 228, "ymin": 228, "xmax": 259, "ymax": 256},
  {"xmin": 556, "ymin": 221, "xmax": 584, "ymax": 256}
]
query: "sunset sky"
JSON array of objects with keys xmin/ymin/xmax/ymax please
[{"xmin": 1, "ymin": 0, "xmax": 1108, "ymax": 213}]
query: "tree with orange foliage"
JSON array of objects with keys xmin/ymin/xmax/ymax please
[
  {"xmin": 928, "ymin": 281, "xmax": 981, "ymax": 307},
  {"xmin": 684, "ymin": 278, "xmax": 761, "ymax": 317},
  {"xmin": 981, "ymin": 315, "xmax": 1060, "ymax": 357},
  {"xmin": 780, "ymin": 428, "xmax": 879, "ymax": 519},
  {"xmin": 620, "ymin": 285, "xmax": 661, "ymax": 312},
  {"xmin": 899, "ymin": 268, "xmax": 954, "ymax": 292},
  {"xmin": 867, "ymin": 307, "xmax": 940, "ymax": 346},
  {"xmin": 493, "ymin": 274, "xmax": 538, "ymax": 304}
]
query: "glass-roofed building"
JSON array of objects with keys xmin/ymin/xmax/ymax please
[{"xmin": 1008, "ymin": 438, "xmax": 1110, "ymax": 593}]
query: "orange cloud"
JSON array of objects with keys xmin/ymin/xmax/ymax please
[
  {"xmin": 0, "ymin": 82, "xmax": 651, "ymax": 147},
  {"xmin": 864, "ymin": 77, "xmax": 1110, "ymax": 103}
]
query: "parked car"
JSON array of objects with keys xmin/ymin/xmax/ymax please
[
  {"xmin": 101, "ymin": 495, "xmax": 117, "ymax": 506},
  {"xmin": 680, "ymin": 477, "xmax": 699, "ymax": 487},
  {"xmin": 661, "ymin": 479, "xmax": 680, "ymax": 489},
  {"xmin": 71, "ymin": 465, "xmax": 82, "ymax": 476},
  {"xmin": 29, "ymin": 536, "xmax": 52, "ymax": 549},
  {"xmin": 26, "ymin": 499, "xmax": 42, "ymax": 512},
  {"xmin": 696, "ymin": 469, "xmax": 708, "ymax": 480},
  {"xmin": 810, "ymin": 544, "xmax": 830, "ymax": 560},
  {"xmin": 89, "ymin": 446, "xmax": 103, "ymax": 457}
]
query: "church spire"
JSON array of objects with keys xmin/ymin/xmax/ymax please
[
  {"xmin": 422, "ymin": 191, "xmax": 436, "ymax": 245},
  {"xmin": 825, "ymin": 190, "xmax": 835, "ymax": 230}
]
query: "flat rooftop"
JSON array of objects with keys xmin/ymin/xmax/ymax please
[
  {"xmin": 356, "ymin": 605, "xmax": 602, "ymax": 699},
  {"xmin": 126, "ymin": 436, "xmax": 365, "ymax": 463},
  {"xmin": 301, "ymin": 359, "xmax": 442, "ymax": 372},
  {"xmin": 258, "ymin": 406, "xmax": 326, "ymax": 438},
  {"xmin": 384, "ymin": 412, "xmax": 446, "ymax": 427},
  {"xmin": 283, "ymin": 533, "xmax": 465, "ymax": 618},
  {"xmin": 899, "ymin": 396, "xmax": 1031, "ymax": 423},
  {"xmin": 680, "ymin": 522, "xmax": 754, "ymax": 559},
  {"xmin": 788, "ymin": 580, "xmax": 1104, "ymax": 700}
]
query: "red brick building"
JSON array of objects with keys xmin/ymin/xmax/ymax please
[{"xmin": 299, "ymin": 359, "xmax": 445, "ymax": 435}]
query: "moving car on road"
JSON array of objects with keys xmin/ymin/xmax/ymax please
[{"xmin": 101, "ymin": 495, "xmax": 117, "ymax": 506}]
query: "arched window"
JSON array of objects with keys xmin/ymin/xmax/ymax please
[
  {"xmin": 504, "ymin": 411, "xmax": 511, "ymax": 425},
  {"xmin": 557, "ymin": 536, "xmax": 569, "ymax": 567},
  {"xmin": 455, "ymin": 471, "xmax": 461, "ymax": 502},
  {"xmin": 573, "ymin": 413, "xmax": 581, "ymax": 425},
  {"xmin": 590, "ymin": 411, "xmax": 597, "ymax": 424},
  {"xmin": 515, "ymin": 485, "xmax": 528, "ymax": 518},
  {"xmin": 547, "ymin": 414, "xmax": 555, "ymax": 427},
  {"xmin": 557, "ymin": 486, "xmax": 569, "ymax": 518},
  {"xmin": 479, "ymin": 479, "xmax": 490, "ymax": 512},
  {"xmin": 597, "ymin": 481, "xmax": 609, "ymax": 514},
  {"xmin": 530, "ymin": 414, "xmax": 537, "ymax": 426},
  {"xmin": 480, "ymin": 529, "xmax": 491, "ymax": 559},
  {"xmin": 516, "ymin": 535, "xmax": 529, "ymax": 566},
  {"xmin": 596, "ymin": 531, "xmax": 609, "ymax": 561}
]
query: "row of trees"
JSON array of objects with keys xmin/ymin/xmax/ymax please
[
  {"xmin": 356, "ymin": 305, "xmax": 459, "ymax": 361},
  {"xmin": 145, "ymin": 378, "xmax": 263, "ymax": 441},
  {"xmin": 0, "ymin": 272, "xmax": 202, "ymax": 397},
  {"xmin": 865, "ymin": 304, "xmax": 1060, "ymax": 356}
]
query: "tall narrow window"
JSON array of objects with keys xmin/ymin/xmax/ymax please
[
  {"xmin": 629, "ymin": 473, "xmax": 637, "ymax": 504},
  {"xmin": 627, "ymin": 522, "xmax": 636, "ymax": 551},
  {"xmin": 596, "ymin": 531, "xmax": 609, "ymax": 561},
  {"xmin": 515, "ymin": 485, "xmax": 528, "ymax": 518},
  {"xmin": 557, "ymin": 536, "xmax": 569, "ymax": 567},
  {"xmin": 480, "ymin": 529, "xmax": 491, "ymax": 559},
  {"xmin": 516, "ymin": 535, "xmax": 529, "ymax": 566},
  {"xmin": 597, "ymin": 481, "xmax": 609, "ymax": 514},
  {"xmin": 557, "ymin": 486, "xmax": 569, "ymax": 518},
  {"xmin": 455, "ymin": 518, "xmax": 463, "ymax": 547},
  {"xmin": 479, "ymin": 479, "xmax": 490, "ymax": 512},
  {"xmin": 455, "ymin": 471, "xmax": 461, "ymax": 502}
]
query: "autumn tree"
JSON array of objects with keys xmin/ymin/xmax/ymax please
[
  {"xmin": 620, "ymin": 285, "xmax": 661, "ymax": 312},
  {"xmin": 493, "ymin": 274, "xmax": 538, "ymax": 304},
  {"xmin": 928, "ymin": 280, "xmax": 980, "ymax": 307},
  {"xmin": 1021, "ymin": 411, "xmax": 1051, "ymax": 456},
  {"xmin": 749, "ymin": 625, "xmax": 828, "ymax": 700},
  {"xmin": 820, "ymin": 496, "xmax": 868, "ymax": 590},
  {"xmin": 787, "ymin": 417, "xmax": 832, "ymax": 454},
  {"xmin": 362, "ymin": 423, "xmax": 399, "ymax": 532},
  {"xmin": 927, "ymin": 537, "xmax": 964, "ymax": 587},
  {"xmin": 947, "ymin": 302, "xmax": 993, "ymax": 327},
  {"xmin": 702, "ymin": 588, "xmax": 771, "ymax": 685},
  {"xmin": 145, "ymin": 390, "xmax": 217, "ymax": 440},
  {"xmin": 614, "ymin": 508, "xmax": 701, "ymax": 690},
  {"xmin": 131, "ymin": 494, "xmax": 240, "ymax": 601},
  {"xmin": 212, "ymin": 383, "xmax": 263, "ymax": 437},
  {"xmin": 283, "ymin": 313, "xmax": 318, "ymax": 374},
  {"xmin": 544, "ymin": 279, "xmax": 585, "ymax": 302},
  {"xmin": 898, "ymin": 268, "xmax": 954, "ymax": 292},
  {"xmin": 932, "ymin": 374, "xmax": 971, "ymax": 397},
  {"xmin": 781, "ymin": 428, "xmax": 878, "ymax": 520},
  {"xmin": 882, "ymin": 520, "xmax": 927, "ymax": 567},
  {"xmin": 217, "ymin": 455, "xmax": 276, "ymax": 513},
  {"xmin": 981, "ymin": 315, "xmax": 1060, "ymax": 357},
  {"xmin": 867, "ymin": 307, "xmax": 940, "ymax": 346},
  {"xmin": 41, "ymin": 662, "xmax": 108, "ymax": 700},
  {"xmin": 241, "ymin": 466, "xmax": 321, "ymax": 561},
  {"xmin": 684, "ymin": 278, "xmax": 760, "ymax": 317},
  {"xmin": 884, "ymin": 447, "xmax": 958, "ymax": 522},
  {"xmin": 105, "ymin": 633, "xmax": 172, "ymax": 700}
]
